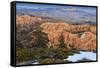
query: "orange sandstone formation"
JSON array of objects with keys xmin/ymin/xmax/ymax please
[
  {"xmin": 80, "ymin": 32, "xmax": 96, "ymax": 51},
  {"xmin": 40, "ymin": 23, "xmax": 96, "ymax": 51},
  {"xmin": 16, "ymin": 15, "xmax": 96, "ymax": 51},
  {"xmin": 16, "ymin": 15, "xmax": 42, "ymax": 24},
  {"xmin": 62, "ymin": 31, "xmax": 81, "ymax": 50}
]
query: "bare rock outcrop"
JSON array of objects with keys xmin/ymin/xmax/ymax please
[
  {"xmin": 16, "ymin": 15, "xmax": 42, "ymax": 25},
  {"xmin": 41, "ymin": 22, "xmax": 96, "ymax": 33},
  {"xmin": 47, "ymin": 31, "xmax": 62, "ymax": 48},
  {"xmin": 40, "ymin": 22, "xmax": 71, "ymax": 48},
  {"xmin": 40, "ymin": 22, "xmax": 70, "ymax": 33},
  {"xmin": 80, "ymin": 32, "xmax": 96, "ymax": 51},
  {"xmin": 40, "ymin": 23, "xmax": 96, "ymax": 51},
  {"xmin": 16, "ymin": 15, "xmax": 96, "ymax": 51},
  {"xmin": 62, "ymin": 31, "xmax": 81, "ymax": 50}
]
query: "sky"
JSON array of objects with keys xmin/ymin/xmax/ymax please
[{"xmin": 16, "ymin": 3, "xmax": 96, "ymax": 12}]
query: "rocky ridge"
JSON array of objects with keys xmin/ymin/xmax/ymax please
[
  {"xmin": 40, "ymin": 23, "xmax": 96, "ymax": 51},
  {"xmin": 16, "ymin": 15, "xmax": 96, "ymax": 51}
]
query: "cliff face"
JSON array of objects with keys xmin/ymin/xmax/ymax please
[
  {"xmin": 40, "ymin": 23, "xmax": 70, "ymax": 48},
  {"xmin": 16, "ymin": 15, "xmax": 96, "ymax": 51},
  {"xmin": 80, "ymin": 32, "xmax": 96, "ymax": 51},
  {"xmin": 40, "ymin": 23, "xmax": 96, "ymax": 51},
  {"xmin": 16, "ymin": 15, "xmax": 96, "ymax": 34},
  {"xmin": 41, "ymin": 23, "xmax": 96, "ymax": 33},
  {"xmin": 16, "ymin": 15, "xmax": 42, "ymax": 25},
  {"xmin": 40, "ymin": 22, "xmax": 70, "ymax": 33},
  {"xmin": 62, "ymin": 31, "xmax": 81, "ymax": 50}
]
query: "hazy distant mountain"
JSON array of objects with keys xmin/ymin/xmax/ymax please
[
  {"xmin": 73, "ymin": 21, "xmax": 96, "ymax": 25},
  {"xmin": 16, "ymin": 5, "xmax": 96, "ymax": 24}
]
